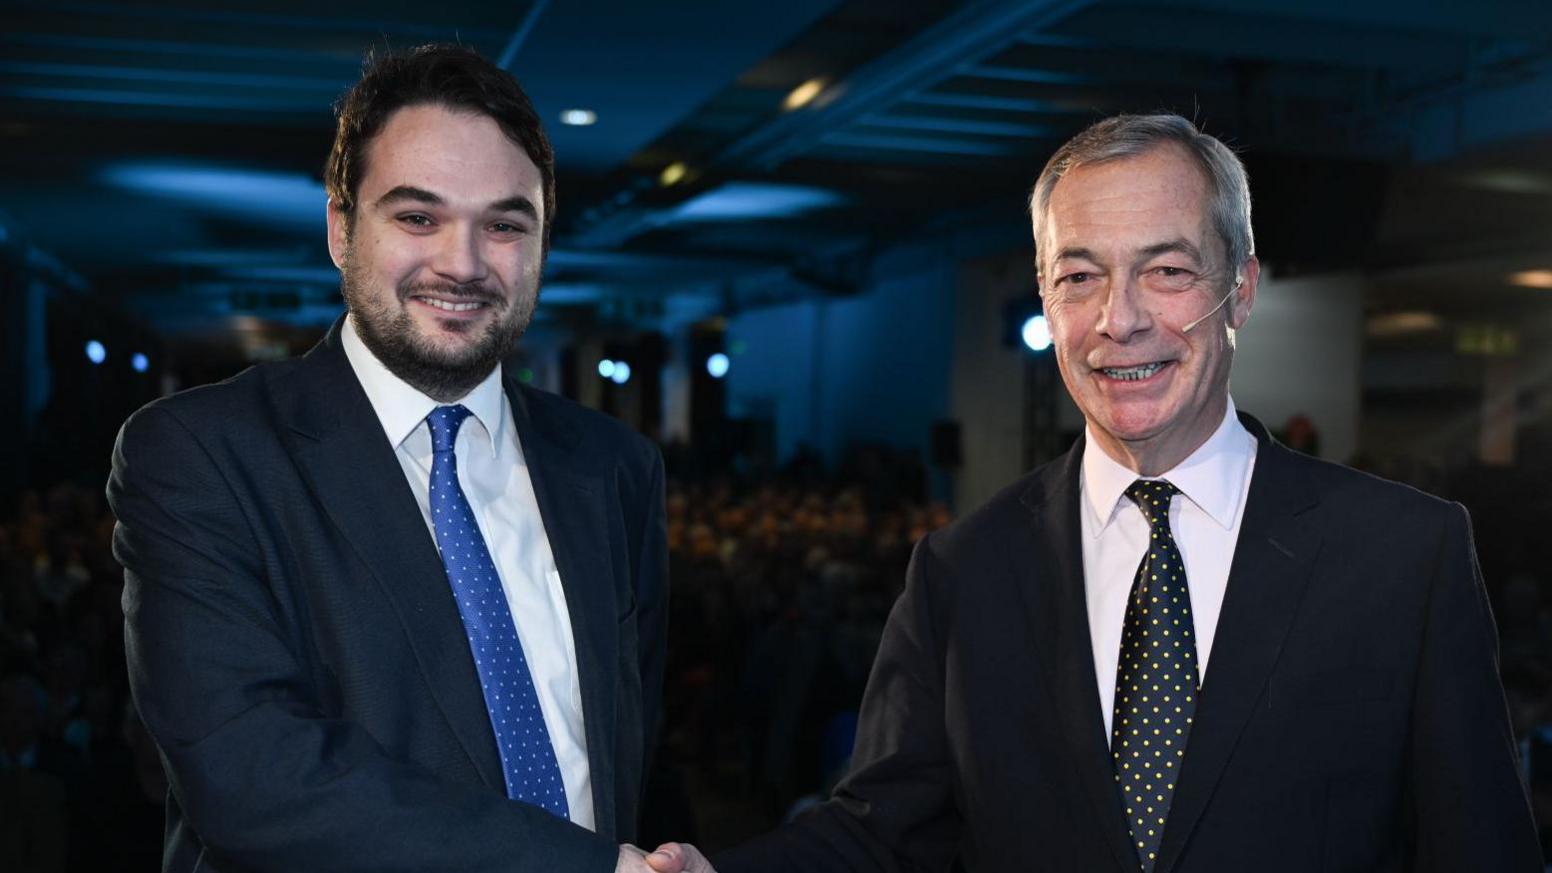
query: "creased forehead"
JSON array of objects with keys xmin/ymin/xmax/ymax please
[{"xmin": 1037, "ymin": 146, "xmax": 1217, "ymax": 269}]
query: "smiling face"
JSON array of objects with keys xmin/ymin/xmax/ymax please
[
  {"xmin": 1037, "ymin": 144, "xmax": 1258, "ymax": 474},
  {"xmin": 327, "ymin": 103, "xmax": 544, "ymax": 402}
]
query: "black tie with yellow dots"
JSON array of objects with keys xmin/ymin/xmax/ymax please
[{"xmin": 1110, "ymin": 479, "xmax": 1200, "ymax": 872}]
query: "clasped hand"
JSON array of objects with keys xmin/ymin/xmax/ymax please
[{"xmin": 617, "ymin": 841, "xmax": 714, "ymax": 873}]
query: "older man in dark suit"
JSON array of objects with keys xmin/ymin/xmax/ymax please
[
  {"xmin": 109, "ymin": 45, "xmax": 669, "ymax": 873},
  {"xmin": 652, "ymin": 114, "xmax": 1541, "ymax": 873}
]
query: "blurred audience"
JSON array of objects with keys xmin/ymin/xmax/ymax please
[
  {"xmin": 2, "ymin": 437, "xmax": 1547, "ymax": 865},
  {"xmin": 0, "ymin": 483, "xmax": 162, "ymax": 872},
  {"xmin": 653, "ymin": 448, "xmax": 953, "ymax": 845}
]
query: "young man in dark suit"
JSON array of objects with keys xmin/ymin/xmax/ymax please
[
  {"xmin": 109, "ymin": 45, "xmax": 670, "ymax": 873},
  {"xmin": 652, "ymin": 114, "xmax": 1542, "ymax": 872}
]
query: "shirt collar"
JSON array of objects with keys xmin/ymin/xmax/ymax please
[
  {"xmin": 340, "ymin": 314, "xmax": 505, "ymax": 457},
  {"xmin": 1080, "ymin": 398, "xmax": 1256, "ymax": 536}
]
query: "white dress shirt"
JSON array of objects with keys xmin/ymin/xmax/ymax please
[
  {"xmin": 1080, "ymin": 400, "xmax": 1257, "ymax": 738},
  {"xmin": 341, "ymin": 316, "xmax": 595, "ymax": 830}
]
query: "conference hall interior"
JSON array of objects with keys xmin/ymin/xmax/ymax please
[{"xmin": 1, "ymin": 0, "xmax": 1550, "ymax": 868}]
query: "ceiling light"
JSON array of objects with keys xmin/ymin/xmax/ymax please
[
  {"xmin": 560, "ymin": 109, "xmax": 597, "ymax": 126},
  {"xmin": 1366, "ymin": 311, "xmax": 1443, "ymax": 338},
  {"xmin": 783, "ymin": 78, "xmax": 826, "ymax": 111},
  {"xmin": 659, "ymin": 162, "xmax": 688, "ymax": 187},
  {"xmin": 1460, "ymin": 169, "xmax": 1552, "ymax": 195},
  {"xmin": 1508, "ymin": 269, "xmax": 1552, "ymax": 289},
  {"xmin": 664, "ymin": 182, "xmax": 846, "ymax": 222}
]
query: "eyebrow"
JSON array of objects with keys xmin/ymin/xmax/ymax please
[
  {"xmin": 1138, "ymin": 239, "xmax": 1203, "ymax": 262},
  {"xmin": 374, "ymin": 185, "xmax": 443, "ymax": 209},
  {"xmin": 1052, "ymin": 246, "xmax": 1099, "ymax": 263},
  {"xmin": 373, "ymin": 186, "xmax": 539, "ymax": 223},
  {"xmin": 488, "ymin": 195, "xmax": 539, "ymax": 223}
]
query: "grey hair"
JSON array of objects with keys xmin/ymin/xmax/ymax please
[{"xmin": 1029, "ymin": 114, "xmax": 1254, "ymax": 281}]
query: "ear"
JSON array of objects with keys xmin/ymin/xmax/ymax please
[
  {"xmin": 325, "ymin": 199, "xmax": 349, "ymax": 271},
  {"xmin": 1227, "ymin": 256, "xmax": 1259, "ymax": 330}
]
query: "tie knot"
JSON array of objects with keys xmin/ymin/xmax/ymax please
[
  {"xmin": 426, "ymin": 405, "xmax": 473, "ymax": 453},
  {"xmin": 1125, "ymin": 479, "xmax": 1180, "ymax": 528}
]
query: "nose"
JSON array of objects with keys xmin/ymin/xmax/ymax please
[
  {"xmin": 1095, "ymin": 274, "xmax": 1153, "ymax": 342},
  {"xmin": 429, "ymin": 223, "xmax": 489, "ymax": 285}
]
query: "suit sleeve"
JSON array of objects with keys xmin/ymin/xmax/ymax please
[
  {"xmin": 635, "ymin": 446, "xmax": 669, "ymax": 794},
  {"xmin": 1407, "ymin": 502, "xmax": 1543, "ymax": 871},
  {"xmin": 108, "ymin": 405, "xmax": 618, "ymax": 873},
  {"xmin": 715, "ymin": 532, "xmax": 962, "ymax": 873}
]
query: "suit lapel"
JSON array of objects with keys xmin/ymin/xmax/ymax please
[
  {"xmin": 1155, "ymin": 416, "xmax": 1321, "ymax": 873},
  {"xmin": 507, "ymin": 380, "xmax": 620, "ymax": 840},
  {"xmin": 275, "ymin": 322, "xmax": 505, "ymax": 791},
  {"xmin": 1016, "ymin": 437, "xmax": 1137, "ymax": 873}
]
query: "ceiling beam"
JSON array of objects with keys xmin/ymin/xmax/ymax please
[
  {"xmin": 855, "ymin": 113, "xmax": 1055, "ymax": 138},
  {"xmin": 955, "ymin": 64, "xmax": 1091, "ymax": 85},
  {"xmin": 2, "ymin": 32, "xmax": 357, "ymax": 65},
  {"xmin": 818, "ymin": 131, "xmax": 1024, "ymax": 157},
  {"xmin": 0, "ymin": 60, "xmax": 344, "ymax": 91},
  {"xmin": 11, "ymin": 0, "xmax": 504, "ymax": 39},
  {"xmin": 900, "ymin": 90, "xmax": 1092, "ymax": 115},
  {"xmin": 1027, "ymin": 9, "xmax": 1470, "ymax": 73},
  {"xmin": 497, "ymin": 0, "xmax": 551, "ymax": 69},
  {"xmin": 0, "ymin": 85, "xmax": 324, "ymax": 112},
  {"xmin": 1124, "ymin": 0, "xmax": 1552, "ymax": 41},
  {"xmin": 713, "ymin": 0, "xmax": 1097, "ymax": 171}
]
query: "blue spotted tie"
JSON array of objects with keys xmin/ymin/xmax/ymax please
[
  {"xmin": 1110, "ymin": 479, "xmax": 1199, "ymax": 871},
  {"xmin": 425, "ymin": 405, "xmax": 569, "ymax": 818}
]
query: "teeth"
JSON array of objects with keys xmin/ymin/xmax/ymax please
[
  {"xmin": 1101, "ymin": 362, "xmax": 1165, "ymax": 381},
  {"xmin": 419, "ymin": 297, "xmax": 483, "ymax": 312}
]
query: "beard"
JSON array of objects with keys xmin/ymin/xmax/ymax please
[{"xmin": 340, "ymin": 254, "xmax": 538, "ymax": 403}]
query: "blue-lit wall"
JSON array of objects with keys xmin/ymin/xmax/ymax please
[
  {"xmin": 725, "ymin": 301, "xmax": 820, "ymax": 462},
  {"xmin": 726, "ymin": 240, "xmax": 956, "ymax": 470}
]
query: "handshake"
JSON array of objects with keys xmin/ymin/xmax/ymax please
[{"xmin": 617, "ymin": 842, "xmax": 715, "ymax": 873}]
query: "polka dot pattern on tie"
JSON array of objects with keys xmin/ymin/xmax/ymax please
[
  {"xmin": 426, "ymin": 405, "xmax": 569, "ymax": 819},
  {"xmin": 1110, "ymin": 479, "xmax": 1199, "ymax": 872}
]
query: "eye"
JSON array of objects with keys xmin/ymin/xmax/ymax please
[
  {"xmin": 489, "ymin": 221, "xmax": 526, "ymax": 235},
  {"xmin": 396, "ymin": 213, "xmax": 434, "ymax": 228},
  {"xmin": 1059, "ymin": 271, "xmax": 1093, "ymax": 286},
  {"xmin": 1148, "ymin": 265, "xmax": 1197, "ymax": 290}
]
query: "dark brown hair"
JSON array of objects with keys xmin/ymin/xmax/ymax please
[{"xmin": 325, "ymin": 43, "xmax": 556, "ymax": 251}]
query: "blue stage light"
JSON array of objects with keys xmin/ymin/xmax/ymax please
[
  {"xmin": 598, "ymin": 359, "xmax": 616, "ymax": 378},
  {"xmin": 706, "ymin": 352, "xmax": 730, "ymax": 378},
  {"xmin": 131, "ymin": 352, "xmax": 150, "ymax": 373},
  {"xmin": 610, "ymin": 362, "xmax": 631, "ymax": 385},
  {"xmin": 1021, "ymin": 315, "xmax": 1051, "ymax": 353},
  {"xmin": 85, "ymin": 340, "xmax": 106, "ymax": 365}
]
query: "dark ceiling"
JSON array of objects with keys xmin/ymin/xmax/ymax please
[{"xmin": 3, "ymin": 0, "xmax": 1552, "ymax": 352}]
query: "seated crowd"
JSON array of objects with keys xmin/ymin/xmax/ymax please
[{"xmin": 0, "ymin": 442, "xmax": 1547, "ymax": 866}]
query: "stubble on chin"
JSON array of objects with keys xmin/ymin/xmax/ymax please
[{"xmin": 340, "ymin": 262, "xmax": 536, "ymax": 403}]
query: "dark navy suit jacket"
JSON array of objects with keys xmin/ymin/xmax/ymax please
[
  {"xmin": 108, "ymin": 320, "xmax": 667, "ymax": 872},
  {"xmin": 718, "ymin": 415, "xmax": 1541, "ymax": 872}
]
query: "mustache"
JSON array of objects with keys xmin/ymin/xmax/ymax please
[{"xmin": 399, "ymin": 281, "xmax": 504, "ymax": 306}]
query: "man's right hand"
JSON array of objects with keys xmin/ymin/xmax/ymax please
[
  {"xmin": 618, "ymin": 843, "xmax": 716, "ymax": 873},
  {"xmin": 642, "ymin": 842, "xmax": 716, "ymax": 873},
  {"xmin": 617, "ymin": 845, "xmax": 654, "ymax": 872}
]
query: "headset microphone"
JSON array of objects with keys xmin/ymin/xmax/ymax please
[{"xmin": 1181, "ymin": 275, "xmax": 1243, "ymax": 334}]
